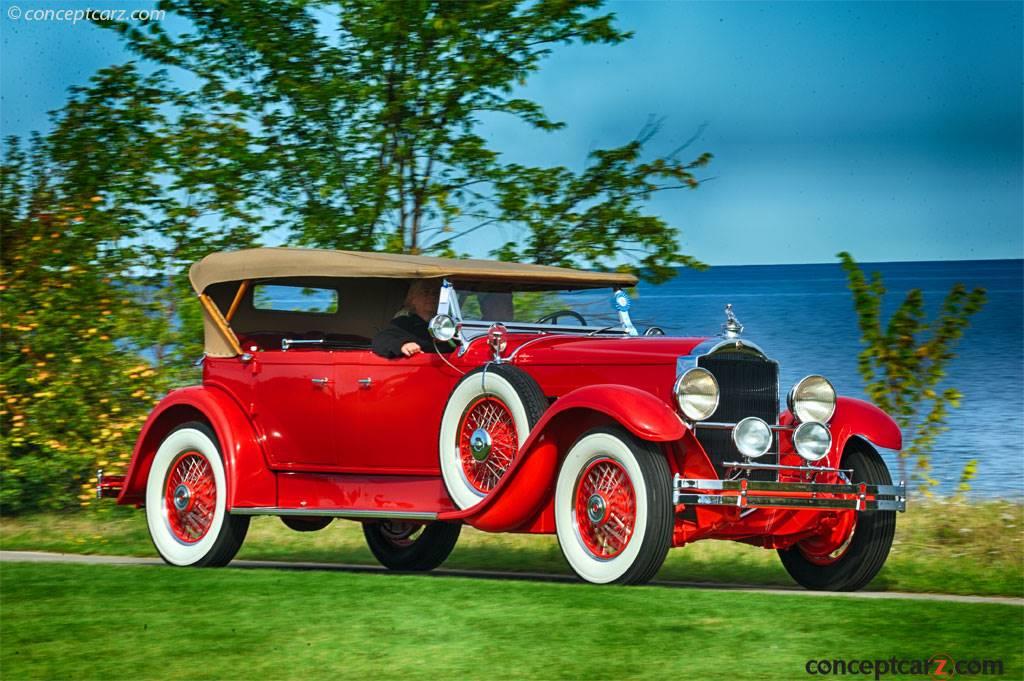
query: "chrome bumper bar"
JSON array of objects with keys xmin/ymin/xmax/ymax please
[
  {"xmin": 96, "ymin": 469, "xmax": 125, "ymax": 500},
  {"xmin": 672, "ymin": 475, "xmax": 907, "ymax": 512}
]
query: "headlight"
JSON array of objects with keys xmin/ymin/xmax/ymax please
[
  {"xmin": 674, "ymin": 367, "xmax": 719, "ymax": 421},
  {"xmin": 787, "ymin": 375, "xmax": 836, "ymax": 423},
  {"xmin": 732, "ymin": 417, "xmax": 773, "ymax": 458},
  {"xmin": 793, "ymin": 421, "xmax": 831, "ymax": 461}
]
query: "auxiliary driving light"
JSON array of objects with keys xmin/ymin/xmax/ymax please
[
  {"xmin": 732, "ymin": 416, "xmax": 773, "ymax": 458},
  {"xmin": 788, "ymin": 375, "xmax": 837, "ymax": 423},
  {"xmin": 674, "ymin": 367, "xmax": 719, "ymax": 421},
  {"xmin": 793, "ymin": 421, "xmax": 832, "ymax": 461}
]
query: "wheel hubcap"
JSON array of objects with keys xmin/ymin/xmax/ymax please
[
  {"xmin": 458, "ymin": 397, "xmax": 517, "ymax": 493},
  {"xmin": 172, "ymin": 483, "xmax": 193, "ymax": 512},
  {"xmin": 586, "ymin": 494, "xmax": 609, "ymax": 525},
  {"xmin": 164, "ymin": 451, "xmax": 216, "ymax": 544},
  {"xmin": 574, "ymin": 458, "xmax": 636, "ymax": 559},
  {"xmin": 469, "ymin": 428, "xmax": 492, "ymax": 462}
]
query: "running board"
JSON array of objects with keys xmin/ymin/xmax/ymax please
[{"xmin": 230, "ymin": 507, "xmax": 438, "ymax": 521}]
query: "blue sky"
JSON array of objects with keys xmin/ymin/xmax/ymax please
[{"xmin": 2, "ymin": 0, "xmax": 1021, "ymax": 265}]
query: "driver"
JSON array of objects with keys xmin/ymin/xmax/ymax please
[{"xmin": 372, "ymin": 279, "xmax": 455, "ymax": 358}]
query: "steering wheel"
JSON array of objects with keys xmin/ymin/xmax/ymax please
[{"xmin": 536, "ymin": 309, "xmax": 587, "ymax": 326}]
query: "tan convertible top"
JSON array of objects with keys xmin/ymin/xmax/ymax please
[
  {"xmin": 189, "ymin": 247, "xmax": 637, "ymax": 294},
  {"xmin": 191, "ymin": 248, "xmax": 637, "ymax": 357}
]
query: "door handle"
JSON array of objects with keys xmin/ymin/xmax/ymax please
[
  {"xmin": 311, "ymin": 377, "xmax": 331, "ymax": 386},
  {"xmin": 357, "ymin": 378, "xmax": 372, "ymax": 389}
]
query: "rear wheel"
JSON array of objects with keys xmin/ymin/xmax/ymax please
[
  {"xmin": 145, "ymin": 422, "xmax": 249, "ymax": 566},
  {"xmin": 281, "ymin": 516, "xmax": 333, "ymax": 532},
  {"xmin": 777, "ymin": 440, "xmax": 896, "ymax": 591},
  {"xmin": 554, "ymin": 427, "xmax": 673, "ymax": 585},
  {"xmin": 362, "ymin": 520, "xmax": 461, "ymax": 571}
]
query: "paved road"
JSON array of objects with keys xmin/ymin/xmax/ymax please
[{"xmin": 3, "ymin": 550, "xmax": 1020, "ymax": 606}]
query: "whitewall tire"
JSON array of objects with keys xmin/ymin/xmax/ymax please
[
  {"xmin": 145, "ymin": 422, "xmax": 249, "ymax": 566},
  {"xmin": 554, "ymin": 427, "xmax": 673, "ymax": 585},
  {"xmin": 439, "ymin": 365, "xmax": 547, "ymax": 509}
]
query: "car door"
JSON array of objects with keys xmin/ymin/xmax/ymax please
[
  {"xmin": 251, "ymin": 348, "xmax": 338, "ymax": 470},
  {"xmin": 334, "ymin": 350, "xmax": 464, "ymax": 474}
]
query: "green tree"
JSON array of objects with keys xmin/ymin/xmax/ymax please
[
  {"xmin": 838, "ymin": 252, "xmax": 986, "ymax": 494},
  {"xmin": 1, "ymin": 62, "xmax": 263, "ymax": 512},
  {"xmin": 102, "ymin": 0, "xmax": 710, "ymax": 281}
]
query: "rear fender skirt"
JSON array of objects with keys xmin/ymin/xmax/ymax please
[
  {"xmin": 439, "ymin": 384, "xmax": 685, "ymax": 532},
  {"xmin": 779, "ymin": 396, "xmax": 902, "ymax": 469},
  {"xmin": 117, "ymin": 386, "xmax": 276, "ymax": 509}
]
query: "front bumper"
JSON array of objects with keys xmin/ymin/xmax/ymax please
[{"xmin": 673, "ymin": 475, "xmax": 907, "ymax": 512}]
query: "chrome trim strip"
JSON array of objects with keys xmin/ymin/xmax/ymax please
[
  {"xmin": 281, "ymin": 338, "xmax": 325, "ymax": 351},
  {"xmin": 695, "ymin": 421, "xmax": 798, "ymax": 432},
  {"xmin": 677, "ymin": 337, "xmax": 769, "ymax": 373},
  {"xmin": 230, "ymin": 507, "xmax": 439, "ymax": 521},
  {"xmin": 721, "ymin": 461, "xmax": 852, "ymax": 474}
]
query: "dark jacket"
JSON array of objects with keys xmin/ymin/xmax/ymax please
[{"xmin": 371, "ymin": 314, "xmax": 455, "ymax": 358}]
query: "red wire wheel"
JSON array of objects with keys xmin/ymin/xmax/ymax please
[
  {"xmin": 163, "ymin": 450, "xmax": 217, "ymax": 544},
  {"xmin": 573, "ymin": 457, "xmax": 637, "ymax": 559},
  {"xmin": 457, "ymin": 396, "xmax": 518, "ymax": 493},
  {"xmin": 797, "ymin": 512, "xmax": 858, "ymax": 566}
]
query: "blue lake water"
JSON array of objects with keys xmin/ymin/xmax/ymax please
[{"xmin": 628, "ymin": 259, "xmax": 1024, "ymax": 499}]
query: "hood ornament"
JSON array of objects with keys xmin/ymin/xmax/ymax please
[{"xmin": 721, "ymin": 304, "xmax": 743, "ymax": 339}]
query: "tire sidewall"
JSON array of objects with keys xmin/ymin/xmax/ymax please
[
  {"xmin": 439, "ymin": 369, "xmax": 532, "ymax": 509},
  {"xmin": 145, "ymin": 426, "xmax": 228, "ymax": 566},
  {"xmin": 554, "ymin": 431, "xmax": 650, "ymax": 584}
]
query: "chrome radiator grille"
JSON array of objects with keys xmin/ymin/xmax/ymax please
[{"xmin": 696, "ymin": 351, "xmax": 780, "ymax": 480}]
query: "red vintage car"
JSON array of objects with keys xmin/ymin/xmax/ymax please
[{"xmin": 101, "ymin": 248, "xmax": 905, "ymax": 588}]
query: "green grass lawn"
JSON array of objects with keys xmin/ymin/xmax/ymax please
[
  {"xmin": 2, "ymin": 500, "xmax": 1022, "ymax": 597},
  {"xmin": 1, "ymin": 562, "xmax": 1021, "ymax": 681}
]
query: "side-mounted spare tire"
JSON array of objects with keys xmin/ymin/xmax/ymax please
[{"xmin": 438, "ymin": 363, "xmax": 547, "ymax": 509}]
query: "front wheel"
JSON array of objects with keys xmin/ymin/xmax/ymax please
[
  {"xmin": 554, "ymin": 427, "xmax": 673, "ymax": 585},
  {"xmin": 777, "ymin": 440, "xmax": 897, "ymax": 591},
  {"xmin": 145, "ymin": 422, "xmax": 249, "ymax": 566},
  {"xmin": 362, "ymin": 520, "xmax": 461, "ymax": 571}
]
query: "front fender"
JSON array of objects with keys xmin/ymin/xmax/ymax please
[
  {"xmin": 117, "ymin": 386, "xmax": 276, "ymax": 509},
  {"xmin": 439, "ymin": 384, "xmax": 684, "ymax": 531},
  {"xmin": 829, "ymin": 395, "xmax": 902, "ymax": 459},
  {"xmin": 781, "ymin": 396, "xmax": 902, "ymax": 468}
]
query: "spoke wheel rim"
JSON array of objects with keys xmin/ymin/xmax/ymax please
[
  {"xmin": 379, "ymin": 521, "xmax": 425, "ymax": 547},
  {"xmin": 797, "ymin": 512, "xmax": 857, "ymax": 566},
  {"xmin": 163, "ymin": 450, "xmax": 217, "ymax": 544},
  {"xmin": 573, "ymin": 457, "xmax": 636, "ymax": 559},
  {"xmin": 457, "ymin": 396, "xmax": 517, "ymax": 493}
]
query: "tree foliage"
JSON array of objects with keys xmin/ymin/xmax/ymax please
[
  {"xmin": 102, "ymin": 0, "xmax": 710, "ymax": 280},
  {"xmin": 1, "ymin": 62, "xmax": 262, "ymax": 512},
  {"xmin": 838, "ymin": 252, "xmax": 986, "ymax": 494}
]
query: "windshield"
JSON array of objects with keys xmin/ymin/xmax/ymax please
[{"xmin": 456, "ymin": 288, "xmax": 625, "ymax": 329}]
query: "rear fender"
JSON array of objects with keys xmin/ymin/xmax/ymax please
[
  {"xmin": 117, "ymin": 386, "xmax": 276, "ymax": 509},
  {"xmin": 439, "ymin": 384, "xmax": 685, "ymax": 532},
  {"xmin": 780, "ymin": 396, "xmax": 902, "ymax": 469}
]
